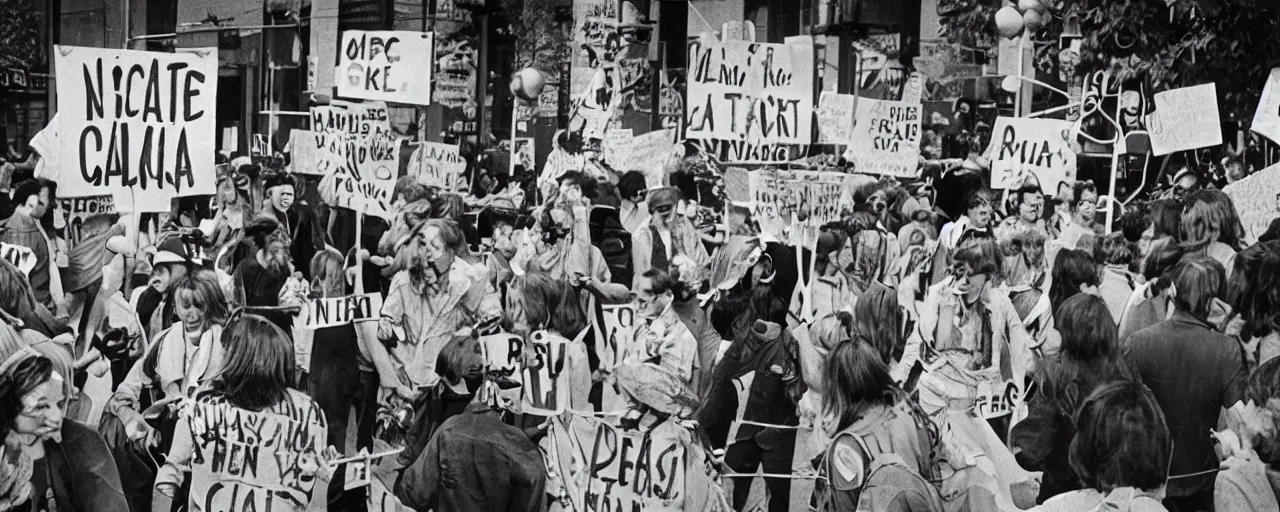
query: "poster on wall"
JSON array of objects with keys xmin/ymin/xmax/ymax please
[
  {"xmin": 52, "ymin": 46, "xmax": 219, "ymax": 211},
  {"xmin": 984, "ymin": 116, "xmax": 1078, "ymax": 192},
  {"xmin": 842, "ymin": 97, "xmax": 922, "ymax": 178},
  {"xmin": 337, "ymin": 31, "xmax": 435, "ymax": 105},
  {"xmin": 685, "ymin": 38, "xmax": 814, "ymax": 145}
]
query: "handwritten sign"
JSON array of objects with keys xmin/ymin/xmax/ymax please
[
  {"xmin": 748, "ymin": 170, "xmax": 846, "ymax": 245},
  {"xmin": 59, "ymin": 195, "xmax": 117, "ymax": 246},
  {"xmin": 1224, "ymin": 163, "xmax": 1280, "ymax": 244},
  {"xmin": 368, "ymin": 475, "xmax": 412, "ymax": 512},
  {"xmin": 985, "ymin": 116, "xmax": 1078, "ymax": 192},
  {"xmin": 53, "ymin": 46, "xmax": 218, "ymax": 211},
  {"xmin": 337, "ymin": 31, "xmax": 435, "ymax": 105},
  {"xmin": 686, "ymin": 39, "xmax": 814, "ymax": 144},
  {"xmin": 188, "ymin": 399, "xmax": 328, "ymax": 511},
  {"xmin": 973, "ymin": 378, "xmax": 1023, "ymax": 419},
  {"xmin": 688, "ymin": 138, "xmax": 806, "ymax": 165},
  {"xmin": 287, "ymin": 130, "xmax": 325, "ymax": 176},
  {"xmin": 0, "ymin": 243, "xmax": 36, "ymax": 276},
  {"xmin": 480, "ymin": 333, "xmax": 525, "ymax": 377},
  {"xmin": 408, "ymin": 142, "xmax": 467, "ymax": 191},
  {"xmin": 1253, "ymin": 69, "xmax": 1280, "ymax": 144},
  {"xmin": 842, "ymin": 97, "xmax": 922, "ymax": 177},
  {"xmin": 816, "ymin": 92, "xmax": 856, "ymax": 144},
  {"xmin": 605, "ymin": 129, "xmax": 678, "ymax": 188},
  {"xmin": 315, "ymin": 130, "xmax": 401, "ymax": 220},
  {"xmin": 541, "ymin": 413, "xmax": 688, "ymax": 512},
  {"xmin": 521, "ymin": 330, "xmax": 569, "ymax": 416},
  {"xmin": 310, "ymin": 100, "xmax": 391, "ymax": 137},
  {"xmin": 595, "ymin": 304, "xmax": 636, "ymax": 370},
  {"xmin": 1147, "ymin": 83, "xmax": 1222, "ymax": 156},
  {"xmin": 303, "ymin": 293, "xmax": 382, "ymax": 330}
]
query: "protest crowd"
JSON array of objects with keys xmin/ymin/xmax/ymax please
[{"xmin": 13, "ymin": 12, "xmax": 1280, "ymax": 512}]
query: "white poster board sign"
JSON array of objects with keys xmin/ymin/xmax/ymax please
[
  {"xmin": 985, "ymin": 116, "xmax": 1078, "ymax": 192},
  {"xmin": 408, "ymin": 142, "xmax": 467, "ymax": 191},
  {"xmin": 0, "ymin": 243, "xmax": 36, "ymax": 276},
  {"xmin": 337, "ymin": 31, "xmax": 435, "ymax": 105},
  {"xmin": 842, "ymin": 97, "xmax": 922, "ymax": 177},
  {"xmin": 1224, "ymin": 163, "xmax": 1280, "ymax": 244},
  {"xmin": 303, "ymin": 293, "xmax": 383, "ymax": 330},
  {"xmin": 52, "ymin": 46, "xmax": 219, "ymax": 211},
  {"xmin": 1253, "ymin": 69, "xmax": 1280, "ymax": 144},
  {"xmin": 748, "ymin": 170, "xmax": 846, "ymax": 245},
  {"xmin": 686, "ymin": 39, "xmax": 814, "ymax": 144},
  {"xmin": 521, "ymin": 330, "xmax": 569, "ymax": 416},
  {"xmin": 816, "ymin": 92, "xmax": 856, "ymax": 144},
  {"xmin": 1147, "ymin": 83, "xmax": 1223, "ymax": 156}
]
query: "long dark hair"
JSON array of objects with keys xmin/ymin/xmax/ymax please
[
  {"xmin": 0, "ymin": 355, "xmax": 53, "ymax": 434},
  {"xmin": 208, "ymin": 313, "xmax": 295, "ymax": 411},
  {"xmin": 854, "ymin": 283, "xmax": 904, "ymax": 365},
  {"xmin": 1069, "ymin": 380, "xmax": 1170, "ymax": 493},
  {"xmin": 1227, "ymin": 241, "xmax": 1280, "ymax": 341},
  {"xmin": 822, "ymin": 341, "xmax": 897, "ymax": 432},
  {"xmin": 515, "ymin": 271, "xmax": 586, "ymax": 336},
  {"xmin": 1049, "ymin": 249, "xmax": 1099, "ymax": 315},
  {"xmin": 1036, "ymin": 294, "xmax": 1133, "ymax": 420}
]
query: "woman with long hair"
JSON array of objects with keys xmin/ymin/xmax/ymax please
[
  {"xmin": 1141, "ymin": 199, "xmax": 1182, "ymax": 258},
  {"xmin": 1180, "ymin": 189, "xmax": 1244, "ymax": 276},
  {"xmin": 510, "ymin": 271, "xmax": 592, "ymax": 412},
  {"xmin": 1048, "ymin": 249, "xmax": 1100, "ymax": 317},
  {"xmin": 854, "ymin": 282, "xmax": 907, "ymax": 372},
  {"xmin": 151, "ymin": 272, "xmax": 230, "ymax": 400},
  {"xmin": 1029, "ymin": 381, "xmax": 1171, "ymax": 511},
  {"xmin": 812, "ymin": 340, "xmax": 942, "ymax": 511},
  {"xmin": 0, "ymin": 352, "xmax": 128, "ymax": 511},
  {"xmin": 153, "ymin": 313, "xmax": 329, "ymax": 512},
  {"xmin": 1011, "ymin": 294, "xmax": 1136, "ymax": 504},
  {"xmin": 1226, "ymin": 241, "xmax": 1280, "ymax": 367}
]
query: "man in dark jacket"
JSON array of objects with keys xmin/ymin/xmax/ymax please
[
  {"xmin": 1124, "ymin": 256, "xmax": 1247, "ymax": 512},
  {"xmin": 1, "ymin": 179, "xmax": 53, "ymax": 308},
  {"xmin": 263, "ymin": 172, "xmax": 324, "ymax": 280}
]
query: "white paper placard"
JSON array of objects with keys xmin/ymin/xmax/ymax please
[
  {"xmin": 1252, "ymin": 69, "xmax": 1280, "ymax": 144},
  {"xmin": 686, "ymin": 39, "xmax": 815, "ymax": 144},
  {"xmin": 1147, "ymin": 83, "xmax": 1222, "ymax": 156},
  {"xmin": 337, "ymin": 31, "xmax": 435, "ymax": 105},
  {"xmin": 984, "ymin": 116, "xmax": 1078, "ymax": 192}
]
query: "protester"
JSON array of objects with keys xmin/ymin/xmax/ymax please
[
  {"xmin": 1180, "ymin": 189, "xmax": 1244, "ymax": 278},
  {"xmin": 932, "ymin": 188, "xmax": 993, "ymax": 285},
  {"xmin": 262, "ymin": 172, "xmax": 324, "ymax": 280},
  {"xmin": 1098, "ymin": 232, "xmax": 1140, "ymax": 322},
  {"xmin": 132, "ymin": 236, "xmax": 203, "ymax": 341},
  {"xmin": 1011, "ymin": 294, "xmax": 1136, "ymax": 504},
  {"xmin": 1118, "ymin": 241, "xmax": 1187, "ymax": 342},
  {"xmin": 617, "ymin": 170, "xmax": 649, "ymax": 233},
  {"xmin": 2, "ymin": 179, "xmax": 59, "ymax": 312},
  {"xmin": 614, "ymin": 267, "xmax": 701, "ymax": 415},
  {"xmin": 1057, "ymin": 181, "xmax": 1100, "ymax": 250},
  {"xmin": 1214, "ymin": 357, "xmax": 1280, "ymax": 510},
  {"xmin": 1028, "ymin": 381, "xmax": 1171, "ymax": 511},
  {"xmin": 996, "ymin": 182, "xmax": 1048, "ymax": 241},
  {"xmin": 1226, "ymin": 241, "xmax": 1280, "ymax": 366},
  {"xmin": 1125, "ymin": 257, "xmax": 1247, "ymax": 511},
  {"xmin": 230, "ymin": 215, "xmax": 299, "ymax": 334},
  {"xmin": 153, "ymin": 313, "xmax": 330, "ymax": 512},
  {"xmin": 1141, "ymin": 199, "xmax": 1182, "ymax": 258},
  {"xmin": 630, "ymin": 187, "xmax": 710, "ymax": 289},
  {"xmin": 510, "ymin": 271, "xmax": 591, "ymax": 411},
  {"xmin": 152, "ymin": 272, "xmax": 228, "ymax": 399},
  {"xmin": 1048, "ymin": 248, "xmax": 1100, "ymax": 316}
]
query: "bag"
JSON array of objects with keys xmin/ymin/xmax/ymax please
[{"xmin": 812, "ymin": 431, "xmax": 944, "ymax": 512}]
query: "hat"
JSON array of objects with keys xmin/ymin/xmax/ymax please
[
  {"xmin": 262, "ymin": 172, "xmax": 296, "ymax": 191},
  {"xmin": 815, "ymin": 231, "xmax": 843, "ymax": 263},
  {"xmin": 244, "ymin": 216, "xmax": 283, "ymax": 246},
  {"xmin": 152, "ymin": 236, "xmax": 206, "ymax": 266}
]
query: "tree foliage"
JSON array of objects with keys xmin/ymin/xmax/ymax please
[
  {"xmin": 0, "ymin": 0, "xmax": 44, "ymax": 69},
  {"xmin": 939, "ymin": 0, "xmax": 1280, "ymax": 123},
  {"xmin": 500, "ymin": 0, "xmax": 571, "ymax": 75}
]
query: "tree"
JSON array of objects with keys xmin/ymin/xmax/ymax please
[
  {"xmin": 938, "ymin": 0, "xmax": 1280, "ymax": 123},
  {"xmin": 0, "ymin": 0, "xmax": 44, "ymax": 70}
]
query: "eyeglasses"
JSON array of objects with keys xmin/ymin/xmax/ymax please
[{"xmin": 652, "ymin": 204, "xmax": 674, "ymax": 215}]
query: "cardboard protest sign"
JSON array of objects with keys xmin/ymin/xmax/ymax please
[
  {"xmin": 686, "ymin": 39, "xmax": 815, "ymax": 144},
  {"xmin": 310, "ymin": 100, "xmax": 392, "ymax": 137},
  {"xmin": 480, "ymin": 333, "xmax": 524, "ymax": 377},
  {"xmin": 605, "ymin": 129, "xmax": 678, "ymax": 188},
  {"xmin": 316, "ymin": 131, "xmax": 401, "ymax": 220},
  {"xmin": 842, "ymin": 97, "xmax": 922, "ymax": 178},
  {"xmin": 594, "ymin": 304, "xmax": 636, "ymax": 370},
  {"xmin": 601, "ymin": 128, "xmax": 635, "ymax": 168},
  {"xmin": 1253, "ymin": 69, "xmax": 1280, "ymax": 144},
  {"xmin": 974, "ymin": 378, "xmax": 1023, "ymax": 419},
  {"xmin": 0, "ymin": 243, "xmax": 36, "ymax": 276},
  {"xmin": 1224, "ymin": 163, "xmax": 1280, "ymax": 244},
  {"xmin": 303, "ymin": 293, "xmax": 382, "ymax": 330},
  {"xmin": 816, "ymin": 92, "xmax": 856, "ymax": 144},
  {"xmin": 337, "ymin": 31, "xmax": 435, "ymax": 105},
  {"xmin": 407, "ymin": 142, "xmax": 467, "ymax": 191},
  {"xmin": 521, "ymin": 330, "xmax": 569, "ymax": 416},
  {"xmin": 53, "ymin": 46, "xmax": 218, "ymax": 211},
  {"xmin": 688, "ymin": 138, "xmax": 807, "ymax": 165},
  {"xmin": 1147, "ymin": 83, "xmax": 1223, "ymax": 156},
  {"xmin": 59, "ymin": 195, "xmax": 117, "ymax": 246},
  {"xmin": 540, "ymin": 413, "xmax": 689, "ymax": 512},
  {"xmin": 985, "ymin": 116, "xmax": 1078, "ymax": 192},
  {"xmin": 748, "ymin": 170, "xmax": 847, "ymax": 245},
  {"xmin": 287, "ymin": 130, "xmax": 325, "ymax": 176},
  {"xmin": 188, "ymin": 400, "xmax": 328, "ymax": 511}
]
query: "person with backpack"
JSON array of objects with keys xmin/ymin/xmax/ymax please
[{"xmin": 812, "ymin": 340, "xmax": 942, "ymax": 512}]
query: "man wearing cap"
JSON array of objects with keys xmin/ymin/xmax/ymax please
[
  {"xmin": 130, "ymin": 237, "xmax": 203, "ymax": 341},
  {"xmin": 630, "ymin": 187, "xmax": 709, "ymax": 289},
  {"xmin": 263, "ymin": 172, "xmax": 323, "ymax": 280}
]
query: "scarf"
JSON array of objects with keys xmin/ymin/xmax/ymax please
[{"xmin": 0, "ymin": 441, "xmax": 33, "ymax": 510}]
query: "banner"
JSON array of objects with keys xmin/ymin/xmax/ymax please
[
  {"xmin": 985, "ymin": 116, "xmax": 1078, "ymax": 192},
  {"xmin": 816, "ymin": 92, "xmax": 856, "ymax": 144},
  {"xmin": 688, "ymin": 139, "xmax": 807, "ymax": 165},
  {"xmin": 480, "ymin": 333, "xmax": 525, "ymax": 378},
  {"xmin": 1147, "ymin": 83, "xmax": 1223, "ymax": 156},
  {"xmin": 310, "ymin": 100, "xmax": 392, "ymax": 137},
  {"xmin": 303, "ymin": 293, "xmax": 382, "ymax": 330},
  {"xmin": 53, "ymin": 46, "xmax": 218, "ymax": 211},
  {"xmin": 337, "ymin": 31, "xmax": 435, "ymax": 105},
  {"xmin": 521, "ymin": 330, "xmax": 569, "ymax": 416},
  {"xmin": 188, "ymin": 400, "xmax": 328, "ymax": 511},
  {"xmin": 59, "ymin": 195, "xmax": 117, "ymax": 246},
  {"xmin": 974, "ymin": 378, "xmax": 1023, "ymax": 419},
  {"xmin": 595, "ymin": 304, "xmax": 636, "ymax": 370},
  {"xmin": 686, "ymin": 39, "xmax": 815, "ymax": 144},
  {"xmin": 540, "ymin": 413, "xmax": 689, "ymax": 512},
  {"xmin": 1224, "ymin": 163, "xmax": 1280, "ymax": 243},
  {"xmin": 1253, "ymin": 68, "xmax": 1280, "ymax": 144},
  {"xmin": 747, "ymin": 170, "xmax": 847, "ymax": 245},
  {"xmin": 842, "ymin": 97, "xmax": 922, "ymax": 178},
  {"xmin": 317, "ymin": 131, "xmax": 401, "ymax": 220},
  {"xmin": 407, "ymin": 141, "xmax": 467, "ymax": 191},
  {"xmin": 0, "ymin": 242, "xmax": 36, "ymax": 276}
]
